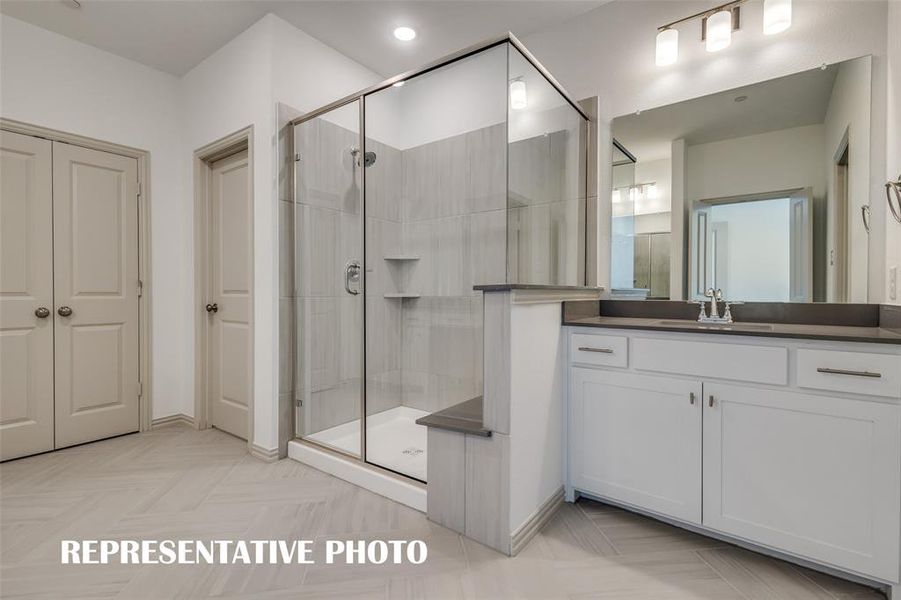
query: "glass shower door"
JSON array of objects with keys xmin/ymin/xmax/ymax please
[{"xmin": 293, "ymin": 100, "xmax": 364, "ymax": 458}]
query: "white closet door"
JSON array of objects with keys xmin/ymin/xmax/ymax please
[
  {"xmin": 0, "ymin": 131, "xmax": 54, "ymax": 461},
  {"xmin": 208, "ymin": 149, "xmax": 252, "ymax": 440},
  {"xmin": 52, "ymin": 142, "xmax": 140, "ymax": 448}
]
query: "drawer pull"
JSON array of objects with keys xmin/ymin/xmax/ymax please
[
  {"xmin": 816, "ymin": 367, "xmax": 882, "ymax": 379},
  {"xmin": 578, "ymin": 347, "xmax": 614, "ymax": 354}
]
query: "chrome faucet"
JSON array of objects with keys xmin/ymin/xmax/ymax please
[{"xmin": 696, "ymin": 288, "xmax": 734, "ymax": 324}]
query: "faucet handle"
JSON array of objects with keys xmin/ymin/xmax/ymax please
[
  {"xmin": 704, "ymin": 288, "xmax": 715, "ymax": 299},
  {"xmin": 715, "ymin": 288, "xmax": 724, "ymax": 301},
  {"xmin": 694, "ymin": 300, "xmax": 707, "ymax": 320}
]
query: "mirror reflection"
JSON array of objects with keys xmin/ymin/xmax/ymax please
[{"xmin": 611, "ymin": 55, "xmax": 873, "ymax": 303}]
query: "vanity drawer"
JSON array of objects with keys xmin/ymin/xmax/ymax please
[
  {"xmin": 796, "ymin": 349, "xmax": 901, "ymax": 398},
  {"xmin": 632, "ymin": 338, "xmax": 788, "ymax": 385},
  {"xmin": 571, "ymin": 333, "xmax": 628, "ymax": 368}
]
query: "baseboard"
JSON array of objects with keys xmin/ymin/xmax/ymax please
[
  {"xmin": 150, "ymin": 413, "xmax": 195, "ymax": 429},
  {"xmin": 250, "ymin": 443, "xmax": 280, "ymax": 463},
  {"xmin": 510, "ymin": 487, "xmax": 564, "ymax": 556}
]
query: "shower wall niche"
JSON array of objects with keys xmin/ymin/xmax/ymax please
[{"xmin": 287, "ymin": 36, "xmax": 589, "ymax": 482}]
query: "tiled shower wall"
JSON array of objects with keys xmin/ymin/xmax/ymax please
[
  {"xmin": 397, "ymin": 123, "xmax": 506, "ymax": 414},
  {"xmin": 281, "ymin": 113, "xmax": 577, "ymax": 436}
]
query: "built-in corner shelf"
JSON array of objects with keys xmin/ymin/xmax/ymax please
[
  {"xmin": 383, "ymin": 255, "xmax": 420, "ymax": 262},
  {"xmin": 383, "ymin": 293, "xmax": 421, "ymax": 299}
]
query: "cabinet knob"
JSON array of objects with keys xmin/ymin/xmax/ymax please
[
  {"xmin": 57, "ymin": 306, "xmax": 73, "ymax": 317},
  {"xmin": 205, "ymin": 303, "xmax": 218, "ymax": 314},
  {"xmin": 708, "ymin": 395, "xmax": 715, "ymax": 408},
  {"xmin": 689, "ymin": 392, "xmax": 696, "ymax": 405},
  {"xmin": 34, "ymin": 307, "xmax": 50, "ymax": 319}
]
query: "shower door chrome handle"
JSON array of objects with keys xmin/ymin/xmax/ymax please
[{"xmin": 344, "ymin": 260, "xmax": 361, "ymax": 295}]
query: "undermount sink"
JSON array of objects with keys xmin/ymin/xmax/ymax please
[{"xmin": 653, "ymin": 320, "xmax": 775, "ymax": 332}]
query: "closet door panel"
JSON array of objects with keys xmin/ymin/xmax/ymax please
[
  {"xmin": 52, "ymin": 142, "xmax": 140, "ymax": 448},
  {"xmin": 0, "ymin": 131, "xmax": 54, "ymax": 461}
]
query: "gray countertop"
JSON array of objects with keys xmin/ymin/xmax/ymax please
[
  {"xmin": 565, "ymin": 315, "xmax": 901, "ymax": 345},
  {"xmin": 415, "ymin": 397, "xmax": 491, "ymax": 437},
  {"xmin": 473, "ymin": 284, "xmax": 603, "ymax": 292}
]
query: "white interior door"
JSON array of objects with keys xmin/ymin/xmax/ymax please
[
  {"xmin": 789, "ymin": 188, "xmax": 813, "ymax": 302},
  {"xmin": 0, "ymin": 131, "xmax": 54, "ymax": 460},
  {"xmin": 688, "ymin": 203, "xmax": 711, "ymax": 300},
  {"xmin": 208, "ymin": 149, "xmax": 251, "ymax": 440},
  {"xmin": 52, "ymin": 142, "xmax": 140, "ymax": 448}
]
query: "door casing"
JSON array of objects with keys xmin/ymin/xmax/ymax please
[
  {"xmin": 0, "ymin": 118, "xmax": 153, "ymax": 434},
  {"xmin": 193, "ymin": 127, "xmax": 256, "ymax": 456}
]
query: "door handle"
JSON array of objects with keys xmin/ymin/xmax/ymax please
[
  {"xmin": 689, "ymin": 392, "xmax": 696, "ymax": 405},
  {"xmin": 205, "ymin": 303, "xmax": 218, "ymax": 313},
  {"xmin": 344, "ymin": 260, "xmax": 361, "ymax": 295},
  {"xmin": 57, "ymin": 306, "xmax": 73, "ymax": 317},
  {"xmin": 34, "ymin": 307, "xmax": 50, "ymax": 319},
  {"xmin": 708, "ymin": 395, "xmax": 715, "ymax": 408}
]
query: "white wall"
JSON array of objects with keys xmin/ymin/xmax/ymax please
[
  {"xmin": 523, "ymin": 0, "xmax": 890, "ymax": 299},
  {"xmin": 509, "ymin": 301, "xmax": 565, "ymax": 532},
  {"xmin": 0, "ymin": 15, "xmax": 185, "ymax": 419},
  {"xmin": 685, "ymin": 124, "xmax": 825, "ymax": 201},
  {"xmin": 823, "ymin": 57, "xmax": 872, "ymax": 303},
  {"xmin": 886, "ymin": 2, "xmax": 901, "ymax": 305}
]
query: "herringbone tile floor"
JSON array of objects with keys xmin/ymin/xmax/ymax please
[{"xmin": 0, "ymin": 424, "xmax": 885, "ymax": 599}]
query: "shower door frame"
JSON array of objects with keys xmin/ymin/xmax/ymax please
[{"xmin": 290, "ymin": 33, "xmax": 591, "ymax": 482}]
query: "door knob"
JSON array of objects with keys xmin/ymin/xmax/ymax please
[
  {"xmin": 205, "ymin": 303, "xmax": 218, "ymax": 313},
  {"xmin": 34, "ymin": 307, "xmax": 51, "ymax": 319},
  {"xmin": 57, "ymin": 306, "xmax": 73, "ymax": 317}
]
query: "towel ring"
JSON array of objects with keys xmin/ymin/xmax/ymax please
[
  {"xmin": 887, "ymin": 175, "xmax": 901, "ymax": 224},
  {"xmin": 861, "ymin": 205, "xmax": 871, "ymax": 234}
]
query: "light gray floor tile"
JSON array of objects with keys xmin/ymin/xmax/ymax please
[{"xmin": 0, "ymin": 426, "xmax": 885, "ymax": 600}]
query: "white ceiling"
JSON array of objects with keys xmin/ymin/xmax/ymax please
[
  {"xmin": 612, "ymin": 62, "xmax": 843, "ymax": 163},
  {"xmin": 0, "ymin": 0, "xmax": 608, "ymax": 77}
]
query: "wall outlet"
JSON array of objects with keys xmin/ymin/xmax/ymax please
[{"xmin": 890, "ymin": 266, "xmax": 898, "ymax": 301}]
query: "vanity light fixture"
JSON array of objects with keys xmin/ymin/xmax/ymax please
[
  {"xmin": 656, "ymin": 28, "xmax": 679, "ymax": 66},
  {"xmin": 763, "ymin": 0, "xmax": 792, "ymax": 34},
  {"xmin": 705, "ymin": 9, "xmax": 733, "ymax": 52},
  {"xmin": 613, "ymin": 182, "xmax": 657, "ymax": 204},
  {"xmin": 656, "ymin": 0, "xmax": 752, "ymax": 67},
  {"xmin": 510, "ymin": 78, "xmax": 528, "ymax": 110},
  {"xmin": 393, "ymin": 26, "xmax": 417, "ymax": 41}
]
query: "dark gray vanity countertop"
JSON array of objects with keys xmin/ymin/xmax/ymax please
[
  {"xmin": 564, "ymin": 315, "xmax": 901, "ymax": 345},
  {"xmin": 415, "ymin": 397, "xmax": 491, "ymax": 437},
  {"xmin": 474, "ymin": 284, "xmax": 603, "ymax": 292}
]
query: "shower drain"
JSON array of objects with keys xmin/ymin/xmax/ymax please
[{"xmin": 402, "ymin": 447, "xmax": 424, "ymax": 456}]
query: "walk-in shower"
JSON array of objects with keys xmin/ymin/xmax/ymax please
[{"xmin": 290, "ymin": 34, "xmax": 589, "ymax": 482}]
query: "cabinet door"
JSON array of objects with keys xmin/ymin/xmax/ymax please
[
  {"xmin": 703, "ymin": 383, "xmax": 901, "ymax": 581},
  {"xmin": 570, "ymin": 368, "xmax": 702, "ymax": 524}
]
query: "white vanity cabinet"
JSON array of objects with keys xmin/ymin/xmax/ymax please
[
  {"xmin": 567, "ymin": 327, "xmax": 901, "ymax": 588},
  {"xmin": 570, "ymin": 369, "xmax": 702, "ymax": 524},
  {"xmin": 703, "ymin": 382, "xmax": 901, "ymax": 581}
]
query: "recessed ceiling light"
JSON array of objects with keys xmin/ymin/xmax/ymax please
[{"xmin": 393, "ymin": 27, "xmax": 416, "ymax": 41}]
